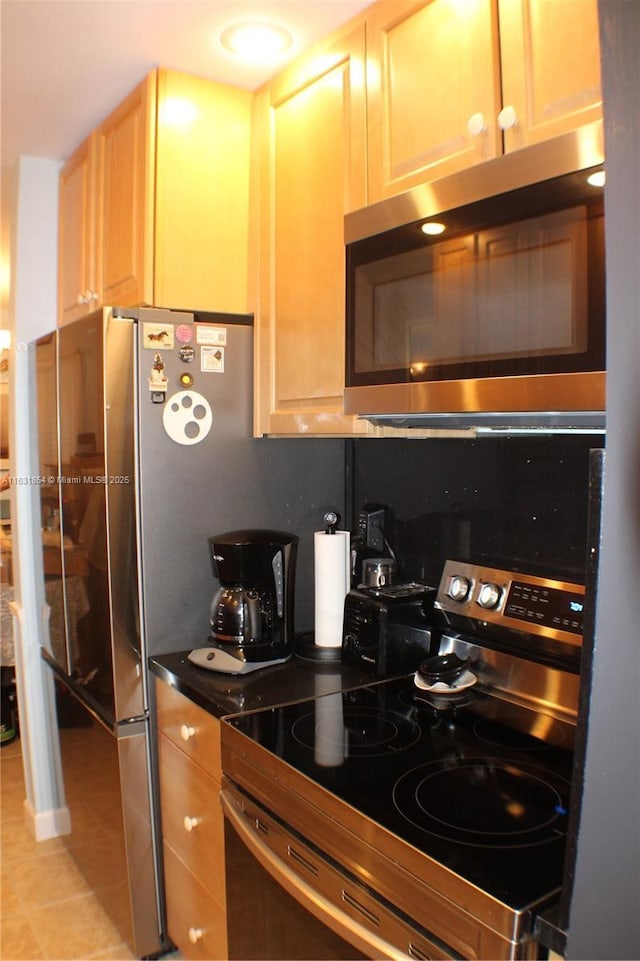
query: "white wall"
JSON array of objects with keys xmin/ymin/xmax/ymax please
[{"xmin": 8, "ymin": 156, "xmax": 70, "ymax": 839}]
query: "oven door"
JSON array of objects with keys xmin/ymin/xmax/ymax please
[{"xmin": 221, "ymin": 782, "xmax": 456, "ymax": 961}]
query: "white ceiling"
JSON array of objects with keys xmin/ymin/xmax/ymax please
[{"xmin": 1, "ymin": 0, "xmax": 374, "ymax": 171}]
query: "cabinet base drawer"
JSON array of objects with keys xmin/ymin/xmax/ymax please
[
  {"xmin": 156, "ymin": 678, "xmax": 221, "ymax": 778},
  {"xmin": 158, "ymin": 734, "xmax": 225, "ymax": 904},
  {"xmin": 163, "ymin": 843, "xmax": 227, "ymax": 961}
]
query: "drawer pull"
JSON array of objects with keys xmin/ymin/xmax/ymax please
[
  {"xmin": 183, "ymin": 815, "xmax": 201, "ymax": 832},
  {"xmin": 180, "ymin": 724, "xmax": 196, "ymax": 742},
  {"xmin": 188, "ymin": 927, "xmax": 204, "ymax": 944}
]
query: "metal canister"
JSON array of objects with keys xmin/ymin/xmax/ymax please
[{"xmin": 361, "ymin": 557, "xmax": 396, "ymax": 588}]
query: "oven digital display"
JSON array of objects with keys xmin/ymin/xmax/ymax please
[{"xmin": 504, "ymin": 582, "xmax": 584, "ymax": 636}]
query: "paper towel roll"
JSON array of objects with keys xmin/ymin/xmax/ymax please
[{"xmin": 314, "ymin": 530, "xmax": 350, "ymax": 648}]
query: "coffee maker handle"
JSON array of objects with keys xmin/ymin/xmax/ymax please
[{"xmin": 247, "ymin": 592, "xmax": 262, "ymax": 641}]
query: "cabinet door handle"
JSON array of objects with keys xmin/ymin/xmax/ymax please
[
  {"xmin": 497, "ymin": 105, "xmax": 518, "ymax": 130},
  {"xmin": 183, "ymin": 815, "xmax": 201, "ymax": 832},
  {"xmin": 180, "ymin": 724, "xmax": 196, "ymax": 741},
  {"xmin": 188, "ymin": 927, "xmax": 204, "ymax": 944},
  {"xmin": 467, "ymin": 112, "xmax": 487, "ymax": 137}
]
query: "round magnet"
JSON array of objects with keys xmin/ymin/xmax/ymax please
[
  {"xmin": 178, "ymin": 346, "xmax": 195, "ymax": 363},
  {"xmin": 175, "ymin": 324, "xmax": 193, "ymax": 344},
  {"xmin": 162, "ymin": 390, "xmax": 213, "ymax": 445}
]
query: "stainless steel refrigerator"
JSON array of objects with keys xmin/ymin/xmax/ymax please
[{"xmin": 34, "ymin": 306, "xmax": 345, "ymax": 957}]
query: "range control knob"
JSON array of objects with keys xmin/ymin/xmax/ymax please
[
  {"xmin": 477, "ymin": 582, "xmax": 502, "ymax": 610},
  {"xmin": 447, "ymin": 575, "xmax": 472, "ymax": 602}
]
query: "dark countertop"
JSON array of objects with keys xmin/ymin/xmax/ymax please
[{"xmin": 149, "ymin": 649, "xmax": 376, "ymax": 719}]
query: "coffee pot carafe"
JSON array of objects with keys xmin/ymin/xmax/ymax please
[
  {"xmin": 211, "ymin": 585, "xmax": 270, "ymax": 644},
  {"xmin": 205, "ymin": 529, "xmax": 298, "ymax": 672}
]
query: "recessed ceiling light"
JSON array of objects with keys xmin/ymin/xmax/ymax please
[
  {"xmin": 220, "ymin": 22, "xmax": 294, "ymax": 64},
  {"xmin": 420, "ymin": 221, "xmax": 446, "ymax": 236}
]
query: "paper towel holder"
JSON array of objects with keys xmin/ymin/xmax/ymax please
[
  {"xmin": 296, "ymin": 513, "xmax": 348, "ymax": 663},
  {"xmin": 323, "ymin": 510, "xmax": 339, "ymax": 534},
  {"xmin": 296, "ymin": 630, "xmax": 344, "ymax": 663}
]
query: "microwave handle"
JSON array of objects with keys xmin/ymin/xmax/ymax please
[{"xmin": 220, "ymin": 788, "xmax": 454, "ymax": 961}]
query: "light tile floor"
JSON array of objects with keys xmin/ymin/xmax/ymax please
[{"xmin": 1, "ymin": 735, "xmax": 178, "ymax": 961}]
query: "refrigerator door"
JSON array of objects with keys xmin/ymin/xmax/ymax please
[
  {"xmin": 55, "ymin": 311, "xmax": 143, "ymax": 724},
  {"xmin": 35, "ymin": 331, "xmax": 72, "ymax": 674},
  {"xmin": 50, "ymin": 668, "xmax": 161, "ymax": 958}
]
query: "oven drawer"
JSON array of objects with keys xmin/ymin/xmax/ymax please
[
  {"xmin": 163, "ymin": 843, "xmax": 227, "ymax": 961},
  {"xmin": 156, "ymin": 680, "xmax": 221, "ymax": 780},
  {"xmin": 222, "ymin": 783, "xmax": 457, "ymax": 961},
  {"xmin": 158, "ymin": 733, "xmax": 225, "ymax": 905}
]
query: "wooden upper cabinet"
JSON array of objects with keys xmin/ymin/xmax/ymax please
[
  {"xmin": 253, "ymin": 21, "xmax": 372, "ymax": 436},
  {"xmin": 366, "ymin": 0, "xmax": 502, "ymax": 200},
  {"xmin": 497, "ymin": 0, "xmax": 602, "ymax": 152},
  {"xmin": 366, "ymin": 0, "xmax": 602, "ymax": 203},
  {"xmin": 154, "ymin": 70, "xmax": 251, "ymax": 313},
  {"xmin": 98, "ymin": 72, "xmax": 155, "ymax": 308},
  {"xmin": 58, "ymin": 133, "xmax": 102, "ymax": 326},
  {"xmin": 58, "ymin": 69, "xmax": 252, "ymax": 325}
]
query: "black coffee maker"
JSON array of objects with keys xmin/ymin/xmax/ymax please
[{"xmin": 194, "ymin": 529, "xmax": 298, "ymax": 674}]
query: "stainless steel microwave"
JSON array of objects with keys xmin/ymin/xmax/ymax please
[{"xmin": 344, "ymin": 125, "xmax": 606, "ymax": 431}]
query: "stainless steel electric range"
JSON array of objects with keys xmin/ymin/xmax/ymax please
[{"xmin": 220, "ymin": 560, "xmax": 584, "ymax": 961}]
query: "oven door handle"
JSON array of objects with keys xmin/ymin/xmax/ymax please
[{"xmin": 221, "ymin": 788, "xmax": 416, "ymax": 961}]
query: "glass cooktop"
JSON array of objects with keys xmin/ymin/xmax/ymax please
[{"xmin": 226, "ymin": 674, "xmax": 575, "ymax": 910}]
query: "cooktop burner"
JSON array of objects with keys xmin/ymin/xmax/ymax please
[
  {"xmin": 393, "ymin": 756, "xmax": 568, "ymax": 848},
  {"xmin": 292, "ymin": 705, "xmax": 422, "ymax": 756},
  {"xmin": 226, "ymin": 674, "xmax": 575, "ymax": 909}
]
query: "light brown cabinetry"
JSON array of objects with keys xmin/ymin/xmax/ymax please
[
  {"xmin": 98, "ymin": 72, "xmax": 155, "ymax": 308},
  {"xmin": 58, "ymin": 134, "xmax": 102, "ymax": 326},
  {"xmin": 252, "ymin": 21, "xmax": 372, "ymax": 436},
  {"xmin": 58, "ymin": 68, "xmax": 252, "ymax": 326},
  {"xmin": 156, "ymin": 680, "xmax": 227, "ymax": 960},
  {"xmin": 497, "ymin": 0, "xmax": 602, "ymax": 151},
  {"xmin": 366, "ymin": 0, "xmax": 603, "ymax": 202}
]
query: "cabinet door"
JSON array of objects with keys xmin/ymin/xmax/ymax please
[
  {"xmin": 154, "ymin": 69, "xmax": 251, "ymax": 313},
  {"xmin": 498, "ymin": 0, "xmax": 602, "ymax": 152},
  {"xmin": 366, "ymin": 0, "xmax": 502, "ymax": 202},
  {"xmin": 58, "ymin": 134, "xmax": 102, "ymax": 325},
  {"xmin": 254, "ymin": 21, "xmax": 371, "ymax": 435},
  {"xmin": 98, "ymin": 71, "xmax": 156, "ymax": 307}
]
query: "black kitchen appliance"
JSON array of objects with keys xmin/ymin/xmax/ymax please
[
  {"xmin": 199, "ymin": 529, "xmax": 298, "ymax": 674},
  {"xmin": 221, "ymin": 559, "xmax": 584, "ymax": 959},
  {"xmin": 342, "ymin": 582, "xmax": 437, "ymax": 676}
]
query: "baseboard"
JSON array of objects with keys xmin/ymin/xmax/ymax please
[{"xmin": 24, "ymin": 797, "xmax": 71, "ymax": 841}]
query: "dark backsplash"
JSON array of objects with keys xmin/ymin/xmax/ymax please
[{"xmin": 351, "ymin": 435, "xmax": 604, "ymax": 587}]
